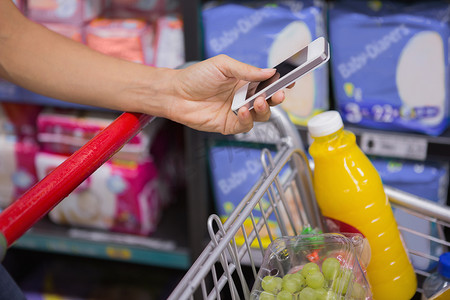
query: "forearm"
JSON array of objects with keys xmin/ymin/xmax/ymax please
[{"xmin": 0, "ymin": 1, "xmax": 176, "ymax": 116}]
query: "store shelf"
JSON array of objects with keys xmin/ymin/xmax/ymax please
[
  {"xmin": 11, "ymin": 200, "xmax": 191, "ymax": 270},
  {"xmin": 297, "ymin": 124, "xmax": 450, "ymax": 162},
  {"xmin": 0, "ymin": 82, "xmax": 107, "ymax": 110}
]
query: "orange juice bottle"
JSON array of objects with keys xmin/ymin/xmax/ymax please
[{"xmin": 307, "ymin": 111, "xmax": 416, "ymax": 299}]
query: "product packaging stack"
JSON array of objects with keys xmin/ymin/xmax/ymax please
[
  {"xmin": 0, "ymin": 103, "xmax": 41, "ymax": 210},
  {"xmin": 34, "ymin": 108, "xmax": 173, "ymax": 236},
  {"xmin": 0, "ymin": 0, "xmax": 185, "ymax": 103},
  {"xmin": 202, "ymin": 0, "xmax": 329, "ymax": 126},
  {"xmin": 102, "ymin": 0, "xmax": 184, "ymax": 67},
  {"xmin": 329, "ymin": 0, "xmax": 450, "ymax": 136},
  {"xmin": 85, "ymin": 17, "xmax": 154, "ymax": 65}
]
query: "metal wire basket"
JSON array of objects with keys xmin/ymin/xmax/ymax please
[{"xmin": 169, "ymin": 129, "xmax": 450, "ymax": 300}]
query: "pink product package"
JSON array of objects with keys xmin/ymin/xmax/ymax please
[
  {"xmin": 27, "ymin": 0, "xmax": 106, "ymax": 24},
  {"xmin": 37, "ymin": 108, "xmax": 151, "ymax": 163},
  {"xmin": 153, "ymin": 15, "xmax": 185, "ymax": 68},
  {"xmin": 0, "ymin": 136, "xmax": 39, "ymax": 209},
  {"xmin": 109, "ymin": 0, "xmax": 180, "ymax": 20},
  {"xmin": 42, "ymin": 22, "xmax": 85, "ymax": 43},
  {"xmin": 86, "ymin": 18, "xmax": 154, "ymax": 65},
  {"xmin": 0, "ymin": 103, "xmax": 42, "ymax": 139},
  {"xmin": 36, "ymin": 152, "xmax": 163, "ymax": 235}
]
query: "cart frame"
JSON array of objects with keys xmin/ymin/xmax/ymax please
[{"xmin": 169, "ymin": 139, "xmax": 450, "ymax": 299}]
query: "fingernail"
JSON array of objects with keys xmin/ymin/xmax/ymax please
[
  {"xmin": 259, "ymin": 100, "xmax": 268, "ymax": 110},
  {"xmin": 261, "ymin": 68, "xmax": 275, "ymax": 73}
]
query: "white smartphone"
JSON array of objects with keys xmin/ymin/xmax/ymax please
[{"xmin": 231, "ymin": 36, "xmax": 330, "ymax": 114}]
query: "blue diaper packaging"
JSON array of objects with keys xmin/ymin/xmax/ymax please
[
  {"xmin": 208, "ymin": 142, "xmax": 297, "ymax": 247},
  {"xmin": 202, "ymin": 0, "xmax": 329, "ymax": 125},
  {"xmin": 329, "ymin": 0, "xmax": 450, "ymax": 136},
  {"xmin": 371, "ymin": 156, "xmax": 449, "ymax": 271}
]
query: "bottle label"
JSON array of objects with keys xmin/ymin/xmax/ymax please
[{"xmin": 324, "ymin": 216, "xmax": 365, "ymax": 237}]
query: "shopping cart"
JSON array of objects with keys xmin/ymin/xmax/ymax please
[{"xmin": 168, "ymin": 126, "xmax": 450, "ymax": 299}]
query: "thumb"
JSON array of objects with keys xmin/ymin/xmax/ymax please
[{"xmin": 214, "ymin": 55, "xmax": 276, "ymax": 82}]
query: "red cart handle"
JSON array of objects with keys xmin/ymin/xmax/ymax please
[{"xmin": 0, "ymin": 112, "xmax": 154, "ymax": 259}]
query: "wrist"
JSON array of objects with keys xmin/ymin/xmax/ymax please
[{"xmin": 126, "ymin": 66, "xmax": 180, "ymax": 119}]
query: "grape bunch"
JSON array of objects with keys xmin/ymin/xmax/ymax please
[{"xmin": 258, "ymin": 258, "xmax": 366, "ymax": 300}]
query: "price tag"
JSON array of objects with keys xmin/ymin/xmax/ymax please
[{"xmin": 360, "ymin": 132, "xmax": 428, "ymax": 160}]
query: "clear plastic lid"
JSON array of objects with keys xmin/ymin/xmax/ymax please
[
  {"xmin": 250, "ymin": 233, "xmax": 372, "ymax": 299},
  {"xmin": 307, "ymin": 110, "xmax": 344, "ymax": 138}
]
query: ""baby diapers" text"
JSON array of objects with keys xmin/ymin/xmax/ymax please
[
  {"xmin": 218, "ymin": 159, "xmax": 262, "ymax": 195},
  {"xmin": 338, "ymin": 24, "xmax": 410, "ymax": 79},
  {"xmin": 208, "ymin": 9, "xmax": 271, "ymax": 53}
]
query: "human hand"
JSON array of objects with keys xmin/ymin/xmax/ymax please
[{"xmin": 167, "ymin": 55, "xmax": 287, "ymax": 135}]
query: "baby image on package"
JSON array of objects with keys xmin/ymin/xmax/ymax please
[
  {"xmin": 202, "ymin": 0, "xmax": 329, "ymax": 125},
  {"xmin": 329, "ymin": 0, "xmax": 450, "ymax": 135}
]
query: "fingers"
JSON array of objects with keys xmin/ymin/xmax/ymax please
[
  {"xmin": 267, "ymin": 90, "xmax": 285, "ymax": 106},
  {"xmin": 236, "ymin": 107, "xmax": 254, "ymax": 133},
  {"xmin": 252, "ymin": 96, "xmax": 271, "ymax": 121},
  {"xmin": 214, "ymin": 54, "xmax": 276, "ymax": 82}
]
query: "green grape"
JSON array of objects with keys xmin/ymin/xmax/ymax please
[
  {"xmin": 315, "ymin": 289, "xmax": 339, "ymax": 300},
  {"xmin": 276, "ymin": 290, "xmax": 292, "ymax": 300},
  {"xmin": 282, "ymin": 274, "xmax": 303, "ymax": 293},
  {"xmin": 291, "ymin": 272, "xmax": 306, "ymax": 287},
  {"xmin": 315, "ymin": 288, "xmax": 327, "ymax": 299},
  {"xmin": 283, "ymin": 273, "xmax": 294, "ymax": 280},
  {"xmin": 300, "ymin": 262, "xmax": 320, "ymax": 277},
  {"xmin": 306, "ymin": 271, "xmax": 325, "ymax": 289},
  {"xmin": 259, "ymin": 291, "xmax": 276, "ymax": 300},
  {"xmin": 298, "ymin": 287, "xmax": 316, "ymax": 300},
  {"xmin": 323, "ymin": 290, "xmax": 338, "ymax": 300},
  {"xmin": 331, "ymin": 269, "xmax": 353, "ymax": 296},
  {"xmin": 262, "ymin": 276, "xmax": 283, "ymax": 294},
  {"xmin": 349, "ymin": 281, "xmax": 365, "ymax": 299},
  {"xmin": 321, "ymin": 257, "xmax": 341, "ymax": 280}
]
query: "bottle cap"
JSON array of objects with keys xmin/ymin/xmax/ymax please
[
  {"xmin": 307, "ymin": 110, "xmax": 344, "ymax": 137},
  {"xmin": 438, "ymin": 252, "xmax": 450, "ymax": 279}
]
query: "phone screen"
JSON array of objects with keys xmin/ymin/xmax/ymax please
[{"xmin": 245, "ymin": 46, "xmax": 309, "ymax": 99}]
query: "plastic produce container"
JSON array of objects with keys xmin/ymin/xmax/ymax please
[{"xmin": 250, "ymin": 233, "xmax": 372, "ymax": 299}]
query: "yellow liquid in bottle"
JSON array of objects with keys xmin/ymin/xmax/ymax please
[{"xmin": 309, "ymin": 128, "xmax": 417, "ymax": 299}]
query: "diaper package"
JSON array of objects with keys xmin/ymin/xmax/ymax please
[
  {"xmin": 36, "ymin": 152, "xmax": 162, "ymax": 235},
  {"xmin": 371, "ymin": 157, "xmax": 449, "ymax": 271},
  {"xmin": 329, "ymin": 0, "xmax": 450, "ymax": 136},
  {"xmin": 1, "ymin": 102, "xmax": 42, "ymax": 139},
  {"xmin": 208, "ymin": 143, "xmax": 301, "ymax": 247},
  {"xmin": 27, "ymin": 0, "xmax": 106, "ymax": 24},
  {"xmin": 86, "ymin": 18, "xmax": 154, "ymax": 65},
  {"xmin": 203, "ymin": 0, "xmax": 329, "ymax": 125},
  {"xmin": 0, "ymin": 136, "xmax": 39, "ymax": 209},
  {"xmin": 153, "ymin": 15, "xmax": 185, "ymax": 68},
  {"xmin": 36, "ymin": 108, "xmax": 153, "ymax": 163},
  {"xmin": 0, "ymin": 103, "xmax": 41, "ymax": 208}
]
